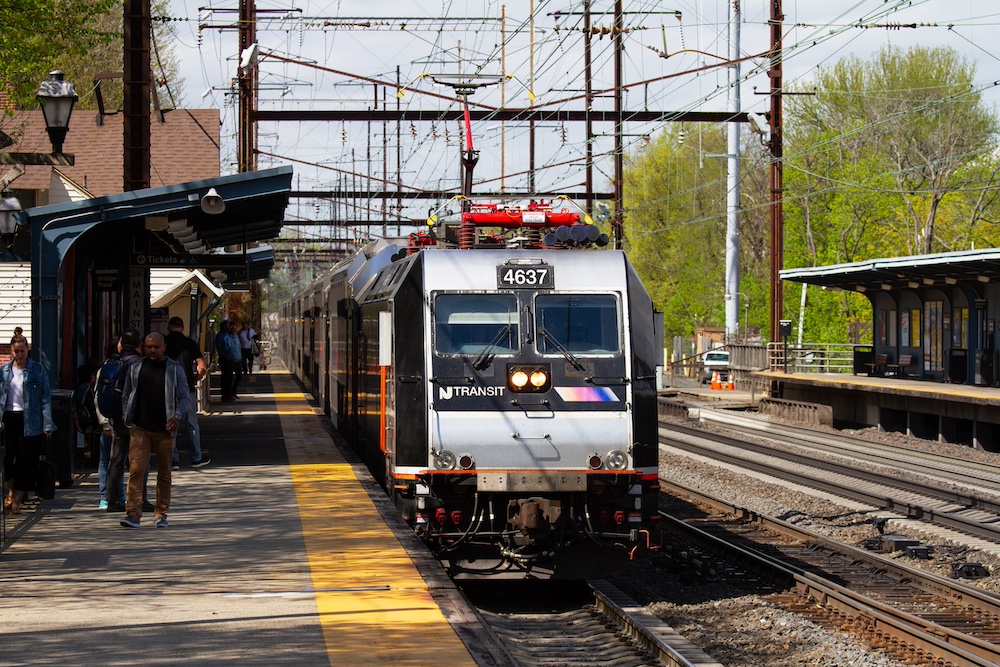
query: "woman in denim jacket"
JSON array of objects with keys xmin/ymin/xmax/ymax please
[{"xmin": 2, "ymin": 338, "xmax": 56, "ymax": 514}]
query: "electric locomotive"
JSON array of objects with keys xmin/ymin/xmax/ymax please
[{"xmin": 282, "ymin": 204, "xmax": 663, "ymax": 579}]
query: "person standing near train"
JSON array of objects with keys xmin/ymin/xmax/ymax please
[{"xmin": 1, "ymin": 337, "xmax": 56, "ymax": 514}]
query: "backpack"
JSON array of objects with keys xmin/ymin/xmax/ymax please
[
  {"xmin": 96, "ymin": 357, "xmax": 127, "ymax": 419},
  {"xmin": 73, "ymin": 381, "xmax": 99, "ymax": 433}
]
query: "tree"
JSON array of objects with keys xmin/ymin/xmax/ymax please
[
  {"xmin": 0, "ymin": 0, "xmax": 119, "ymax": 107},
  {"xmin": 781, "ymin": 45, "xmax": 1000, "ymax": 342},
  {"xmin": 785, "ymin": 45, "xmax": 1000, "ymax": 259},
  {"xmin": 623, "ymin": 125, "xmax": 728, "ymax": 339},
  {"xmin": 56, "ymin": 0, "xmax": 185, "ymax": 112}
]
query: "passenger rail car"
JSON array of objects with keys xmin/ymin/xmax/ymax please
[{"xmin": 280, "ymin": 229, "xmax": 663, "ymax": 579}]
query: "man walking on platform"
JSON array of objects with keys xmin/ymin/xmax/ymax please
[
  {"xmin": 215, "ymin": 319, "xmax": 237, "ymax": 402},
  {"xmin": 97, "ymin": 329, "xmax": 143, "ymax": 513},
  {"xmin": 164, "ymin": 316, "xmax": 211, "ymax": 469},
  {"xmin": 238, "ymin": 321, "xmax": 257, "ymax": 375},
  {"xmin": 120, "ymin": 332, "xmax": 189, "ymax": 529}
]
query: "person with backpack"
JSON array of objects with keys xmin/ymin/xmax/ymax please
[
  {"xmin": 72, "ymin": 365, "xmax": 104, "ymax": 507},
  {"xmin": 96, "ymin": 328, "xmax": 143, "ymax": 514}
]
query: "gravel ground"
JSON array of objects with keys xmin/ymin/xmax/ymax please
[{"xmin": 605, "ymin": 411, "xmax": 1000, "ymax": 666}]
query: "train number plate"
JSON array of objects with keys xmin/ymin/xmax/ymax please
[{"xmin": 497, "ymin": 264, "xmax": 554, "ymax": 289}]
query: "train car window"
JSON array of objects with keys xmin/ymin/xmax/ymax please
[
  {"xmin": 535, "ymin": 294, "xmax": 620, "ymax": 355},
  {"xmin": 435, "ymin": 294, "xmax": 519, "ymax": 355}
]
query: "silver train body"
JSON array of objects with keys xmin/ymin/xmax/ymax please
[{"xmin": 280, "ymin": 240, "xmax": 662, "ymax": 578}]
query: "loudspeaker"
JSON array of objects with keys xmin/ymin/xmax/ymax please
[{"xmin": 201, "ymin": 187, "xmax": 226, "ymax": 215}]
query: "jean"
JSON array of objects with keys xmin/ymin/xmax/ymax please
[
  {"xmin": 219, "ymin": 356, "xmax": 235, "ymax": 399},
  {"xmin": 98, "ymin": 431, "xmax": 112, "ymax": 502},
  {"xmin": 2, "ymin": 411, "xmax": 42, "ymax": 494},
  {"xmin": 172, "ymin": 390, "xmax": 202, "ymax": 465},
  {"xmin": 126, "ymin": 425, "xmax": 173, "ymax": 520}
]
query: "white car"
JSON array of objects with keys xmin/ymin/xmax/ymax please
[{"xmin": 701, "ymin": 350, "xmax": 730, "ymax": 383}]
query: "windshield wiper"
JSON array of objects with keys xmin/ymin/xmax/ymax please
[
  {"xmin": 538, "ymin": 326, "xmax": 587, "ymax": 372},
  {"xmin": 471, "ymin": 324, "xmax": 513, "ymax": 370}
]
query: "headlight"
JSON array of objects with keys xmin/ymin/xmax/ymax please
[
  {"xmin": 433, "ymin": 450, "xmax": 456, "ymax": 470},
  {"xmin": 507, "ymin": 364, "xmax": 551, "ymax": 393},
  {"xmin": 606, "ymin": 449, "xmax": 628, "ymax": 470}
]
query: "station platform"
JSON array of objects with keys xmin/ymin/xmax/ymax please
[
  {"xmin": 759, "ymin": 370, "xmax": 1000, "ymax": 450},
  {"xmin": 1, "ymin": 368, "xmax": 507, "ymax": 666}
]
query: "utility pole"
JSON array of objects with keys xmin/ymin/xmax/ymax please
[
  {"xmin": 239, "ymin": 0, "xmax": 261, "ymax": 331},
  {"xmin": 612, "ymin": 0, "xmax": 624, "ymax": 250},
  {"xmin": 123, "ymin": 0, "xmax": 150, "ymax": 191},
  {"xmin": 768, "ymin": 0, "xmax": 784, "ymax": 346},
  {"xmin": 725, "ymin": 0, "xmax": 742, "ymax": 339}
]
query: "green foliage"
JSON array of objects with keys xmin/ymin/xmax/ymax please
[
  {"xmin": 0, "ymin": 0, "xmax": 184, "ymax": 112},
  {"xmin": 0, "ymin": 0, "xmax": 119, "ymax": 106},
  {"xmin": 623, "ymin": 126, "xmax": 729, "ymax": 339},
  {"xmin": 781, "ymin": 44, "xmax": 1000, "ymax": 341}
]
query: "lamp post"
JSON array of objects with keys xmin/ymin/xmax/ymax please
[
  {"xmin": 37, "ymin": 70, "xmax": 77, "ymax": 155},
  {"xmin": 0, "ymin": 192, "xmax": 22, "ymax": 234},
  {"xmin": 0, "ymin": 71, "xmax": 77, "ymax": 166}
]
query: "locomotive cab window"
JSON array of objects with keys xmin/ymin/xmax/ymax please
[
  {"xmin": 435, "ymin": 294, "xmax": 520, "ymax": 355},
  {"xmin": 535, "ymin": 294, "xmax": 620, "ymax": 355}
]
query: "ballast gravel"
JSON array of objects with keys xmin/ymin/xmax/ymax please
[{"xmin": 606, "ymin": 412, "xmax": 1000, "ymax": 666}]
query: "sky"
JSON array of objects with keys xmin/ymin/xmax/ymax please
[{"xmin": 159, "ymin": 1, "xmax": 1000, "ymax": 238}]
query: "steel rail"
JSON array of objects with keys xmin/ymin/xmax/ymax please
[
  {"xmin": 660, "ymin": 422, "xmax": 1000, "ymax": 542},
  {"xmin": 659, "ymin": 478, "xmax": 1000, "ymax": 667},
  {"xmin": 697, "ymin": 407, "xmax": 1000, "ymax": 492}
]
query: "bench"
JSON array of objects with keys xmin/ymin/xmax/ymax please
[
  {"xmin": 865, "ymin": 353, "xmax": 888, "ymax": 377},
  {"xmin": 886, "ymin": 354, "xmax": 912, "ymax": 378}
]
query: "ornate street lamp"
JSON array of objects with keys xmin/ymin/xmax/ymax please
[
  {"xmin": 36, "ymin": 70, "xmax": 77, "ymax": 154},
  {"xmin": 0, "ymin": 192, "xmax": 22, "ymax": 234}
]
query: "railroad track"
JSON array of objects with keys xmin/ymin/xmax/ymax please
[
  {"xmin": 660, "ymin": 477, "xmax": 1000, "ymax": 667},
  {"xmin": 659, "ymin": 419, "xmax": 1000, "ymax": 545},
  {"xmin": 469, "ymin": 581, "xmax": 723, "ymax": 667},
  {"xmin": 696, "ymin": 407, "xmax": 1000, "ymax": 496}
]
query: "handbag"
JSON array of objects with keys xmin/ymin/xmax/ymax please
[
  {"xmin": 251, "ymin": 339, "xmax": 260, "ymax": 357},
  {"xmin": 36, "ymin": 459, "xmax": 56, "ymax": 500},
  {"xmin": 35, "ymin": 434, "xmax": 56, "ymax": 500}
]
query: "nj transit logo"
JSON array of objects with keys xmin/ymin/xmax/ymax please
[{"xmin": 439, "ymin": 385, "xmax": 505, "ymax": 400}]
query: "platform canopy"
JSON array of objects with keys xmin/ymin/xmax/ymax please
[
  {"xmin": 780, "ymin": 248, "xmax": 1000, "ymax": 292},
  {"xmin": 16, "ymin": 166, "xmax": 293, "ymax": 384}
]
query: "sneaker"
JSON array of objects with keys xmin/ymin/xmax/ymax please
[
  {"xmin": 172, "ymin": 463, "xmax": 180, "ymax": 471},
  {"xmin": 120, "ymin": 515, "xmax": 141, "ymax": 529},
  {"xmin": 142, "ymin": 500, "xmax": 155, "ymax": 512},
  {"xmin": 155, "ymin": 516, "xmax": 169, "ymax": 528},
  {"xmin": 106, "ymin": 502, "xmax": 126, "ymax": 513},
  {"xmin": 99, "ymin": 499, "xmax": 108, "ymax": 510},
  {"xmin": 191, "ymin": 457, "xmax": 211, "ymax": 469}
]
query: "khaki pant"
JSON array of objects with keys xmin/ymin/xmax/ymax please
[{"xmin": 126, "ymin": 425, "xmax": 173, "ymax": 520}]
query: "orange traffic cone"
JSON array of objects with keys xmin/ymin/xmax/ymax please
[
  {"xmin": 710, "ymin": 370, "xmax": 722, "ymax": 390},
  {"xmin": 725, "ymin": 373, "xmax": 735, "ymax": 390}
]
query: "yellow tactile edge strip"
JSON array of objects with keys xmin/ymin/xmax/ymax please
[{"xmin": 276, "ymin": 384, "xmax": 477, "ymax": 666}]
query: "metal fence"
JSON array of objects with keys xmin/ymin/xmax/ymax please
[
  {"xmin": 666, "ymin": 342, "xmax": 864, "ymax": 392},
  {"xmin": 766, "ymin": 342, "xmax": 862, "ymax": 374}
]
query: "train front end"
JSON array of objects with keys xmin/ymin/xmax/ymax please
[{"xmin": 401, "ymin": 248, "xmax": 660, "ymax": 579}]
